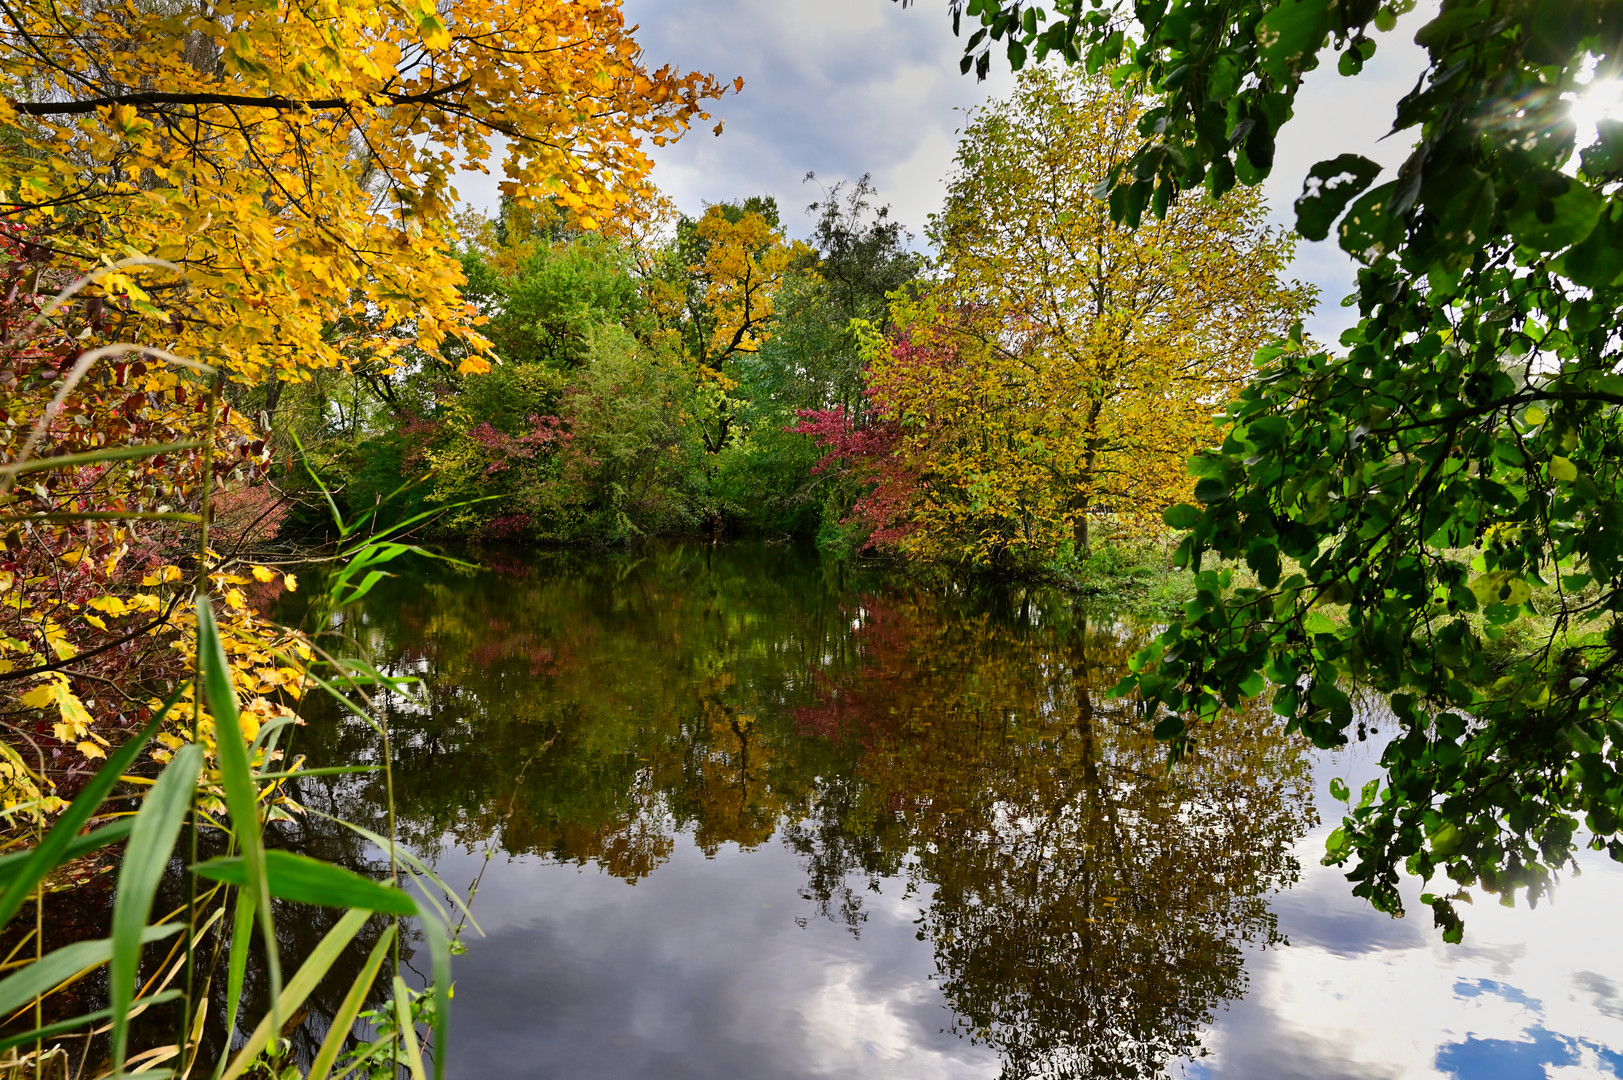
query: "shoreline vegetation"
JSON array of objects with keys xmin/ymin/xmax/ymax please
[
  {"xmin": 266, "ymin": 70, "xmax": 1304, "ymax": 622},
  {"xmin": 1, "ymin": 0, "xmax": 1618, "ymax": 1071}
]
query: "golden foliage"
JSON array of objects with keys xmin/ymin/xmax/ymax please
[
  {"xmin": 0, "ymin": 0, "xmax": 730, "ymax": 382},
  {"xmin": 873, "ymin": 69, "xmax": 1314, "ymax": 564},
  {"xmin": 689, "ymin": 206, "xmax": 814, "ymax": 371},
  {"xmin": 0, "ymin": 0, "xmax": 724, "ymax": 817}
]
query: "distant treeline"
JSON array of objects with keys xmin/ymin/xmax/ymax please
[{"xmin": 255, "ymin": 70, "xmax": 1308, "ymax": 572}]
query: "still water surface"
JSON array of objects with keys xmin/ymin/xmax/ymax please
[{"xmin": 285, "ymin": 542, "xmax": 1623, "ymax": 1079}]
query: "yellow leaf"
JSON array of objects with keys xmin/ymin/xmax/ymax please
[
  {"xmin": 284, "ymin": 573, "xmax": 299, "ymax": 592},
  {"xmin": 59, "ymin": 549, "xmax": 85, "ymax": 566},
  {"xmin": 76, "ymin": 741, "xmax": 107, "ymax": 760},
  {"xmin": 0, "ymin": 572, "xmax": 12, "ymax": 592},
  {"xmin": 457, "ymin": 356, "xmax": 492, "ymax": 376},
  {"xmin": 252, "ymin": 565, "xmax": 277, "ymax": 583},
  {"xmin": 84, "ymin": 614, "xmax": 108, "ymax": 631},
  {"xmin": 20, "ymin": 685, "xmax": 54, "ymax": 710}
]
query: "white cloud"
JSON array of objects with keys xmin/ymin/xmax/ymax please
[
  {"xmin": 624, "ymin": 0, "xmax": 1012, "ymax": 241},
  {"xmin": 623, "ymin": 0, "xmax": 1436, "ymax": 341}
]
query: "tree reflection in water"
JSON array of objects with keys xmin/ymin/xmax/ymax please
[{"xmin": 286, "ymin": 543, "xmax": 1315, "ymax": 1078}]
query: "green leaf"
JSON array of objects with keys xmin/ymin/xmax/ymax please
[
  {"xmin": 110, "ymin": 743, "xmax": 203, "ymax": 1072},
  {"xmin": 1303, "ymin": 610, "xmax": 1337, "ymax": 635},
  {"xmin": 1152, "ymin": 715, "xmax": 1186, "ymax": 740},
  {"xmin": 307, "ymin": 809, "xmax": 484, "ymax": 936},
  {"xmin": 193, "ymin": 850, "xmax": 418, "ymax": 915},
  {"xmin": 1163, "ymin": 503, "xmax": 1202, "ymax": 529},
  {"xmin": 1429, "ymin": 821, "xmax": 1461, "ymax": 855},
  {"xmin": 1469, "ymin": 571, "xmax": 1532, "ymax": 607},
  {"xmin": 1338, "ymin": 180, "xmax": 1401, "ymax": 263},
  {"xmin": 1323, "ymin": 825, "xmax": 1350, "ymax": 863},
  {"xmin": 1506, "ymin": 172, "xmax": 1602, "ymax": 251},
  {"xmin": 0, "ymin": 925, "xmax": 181, "ymax": 1017},
  {"xmin": 1295, "ymin": 155, "xmax": 1382, "ymax": 241},
  {"xmin": 1329, "ymin": 777, "xmax": 1350, "ymax": 801},
  {"xmin": 1256, "ymin": 0, "xmax": 1331, "ymax": 82},
  {"xmin": 197, "ymin": 596, "xmax": 283, "ymax": 1016}
]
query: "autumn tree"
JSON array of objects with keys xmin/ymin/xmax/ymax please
[
  {"xmin": 0, "ymin": 0, "xmax": 727, "ymax": 788},
  {"xmin": 872, "ymin": 68, "xmax": 1310, "ymax": 565},
  {"xmin": 659, "ymin": 199, "xmax": 816, "ymax": 455},
  {"xmin": 945, "ymin": 0, "xmax": 1623, "ymax": 939}
]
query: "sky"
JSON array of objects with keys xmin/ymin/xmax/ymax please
[
  {"xmin": 454, "ymin": 1, "xmax": 1437, "ymax": 343},
  {"xmin": 623, "ymin": 0, "xmax": 1437, "ymax": 344}
]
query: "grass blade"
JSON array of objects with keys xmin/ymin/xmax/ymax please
[
  {"xmin": 0, "ymin": 689, "xmax": 182, "ymax": 931},
  {"xmin": 391, "ymin": 976, "xmax": 429, "ymax": 1080},
  {"xmin": 306, "ymin": 811, "xmax": 482, "ymax": 937},
  {"xmin": 110, "ymin": 744, "xmax": 203, "ymax": 1072},
  {"xmin": 192, "ymin": 851, "xmax": 418, "ymax": 915},
  {"xmin": 0, "ymin": 992, "xmax": 183, "ymax": 1055},
  {"xmin": 306, "ymin": 923, "xmax": 396, "ymax": 1080},
  {"xmin": 289, "ymin": 432, "xmax": 346, "ymax": 536},
  {"xmin": 248, "ymin": 765, "xmax": 383, "ymax": 781},
  {"xmin": 0, "ymin": 442, "xmax": 203, "ymax": 478},
  {"xmin": 210, "ymin": 889, "xmax": 255, "ymax": 1080},
  {"xmin": 0, "ymin": 820, "xmax": 132, "ymax": 892},
  {"xmin": 419, "ymin": 914, "xmax": 451, "ymax": 1080},
  {"xmin": 219, "ymin": 907, "xmax": 371, "ymax": 1080},
  {"xmin": 0, "ymin": 926, "xmax": 182, "ymax": 1016},
  {"xmin": 196, "ymin": 597, "xmax": 282, "ymax": 1016}
]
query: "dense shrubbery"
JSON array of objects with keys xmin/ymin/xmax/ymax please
[
  {"xmin": 276, "ymin": 179, "xmax": 920, "ymax": 547},
  {"xmin": 284, "ymin": 74, "xmax": 1304, "ymax": 572}
]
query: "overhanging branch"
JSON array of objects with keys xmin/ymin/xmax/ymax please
[{"xmin": 7, "ymin": 79, "xmax": 473, "ymax": 116}]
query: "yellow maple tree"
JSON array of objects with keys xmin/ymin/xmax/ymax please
[
  {"xmin": 1, "ymin": 0, "xmax": 731, "ymax": 383},
  {"xmin": 0, "ymin": 0, "xmax": 728, "ymax": 804},
  {"xmin": 873, "ymin": 68, "xmax": 1313, "ymax": 565},
  {"xmin": 688, "ymin": 205, "xmax": 813, "ymax": 372}
]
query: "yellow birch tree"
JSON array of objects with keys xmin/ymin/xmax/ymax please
[{"xmin": 873, "ymin": 68, "xmax": 1313, "ymax": 565}]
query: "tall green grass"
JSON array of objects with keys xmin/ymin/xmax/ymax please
[{"xmin": 0, "ymin": 300, "xmax": 467, "ymax": 1079}]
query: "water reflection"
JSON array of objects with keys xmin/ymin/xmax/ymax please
[{"xmin": 286, "ymin": 543, "xmax": 1315, "ymax": 1078}]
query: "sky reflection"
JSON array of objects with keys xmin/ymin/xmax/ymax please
[
  {"xmin": 426, "ymin": 799, "xmax": 1623, "ymax": 1080},
  {"xmin": 300, "ymin": 546, "xmax": 1623, "ymax": 1080}
]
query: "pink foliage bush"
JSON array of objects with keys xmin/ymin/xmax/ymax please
[{"xmin": 789, "ymin": 334, "xmax": 936, "ymax": 550}]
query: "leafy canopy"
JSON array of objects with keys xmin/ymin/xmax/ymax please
[
  {"xmin": 1, "ymin": 0, "xmax": 730, "ymax": 381},
  {"xmin": 927, "ymin": 0, "xmax": 1623, "ymax": 939},
  {"xmin": 870, "ymin": 68, "xmax": 1308, "ymax": 567}
]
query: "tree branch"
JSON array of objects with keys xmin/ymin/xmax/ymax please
[{"xmin": 7, "ymin": 80, "xmax": 473, "ymax": 116}]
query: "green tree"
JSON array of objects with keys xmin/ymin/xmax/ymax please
[{"xmin": 935, "ymin": 0, "xmax": 1623, "ymax": 937}]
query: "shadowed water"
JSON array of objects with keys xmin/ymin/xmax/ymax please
[{"xmin": 258, "ymin": 541, "xmax": 1623, "ymax": 1079}]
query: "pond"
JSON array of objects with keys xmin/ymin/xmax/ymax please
[{"xmin": 270, "ymin": 541, "xmax": 1623, "ymax": 1079}]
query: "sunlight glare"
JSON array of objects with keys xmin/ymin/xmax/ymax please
[{"xmin": 1571, "ymin": 74, "xmax": 1623, "ymax": 133}]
